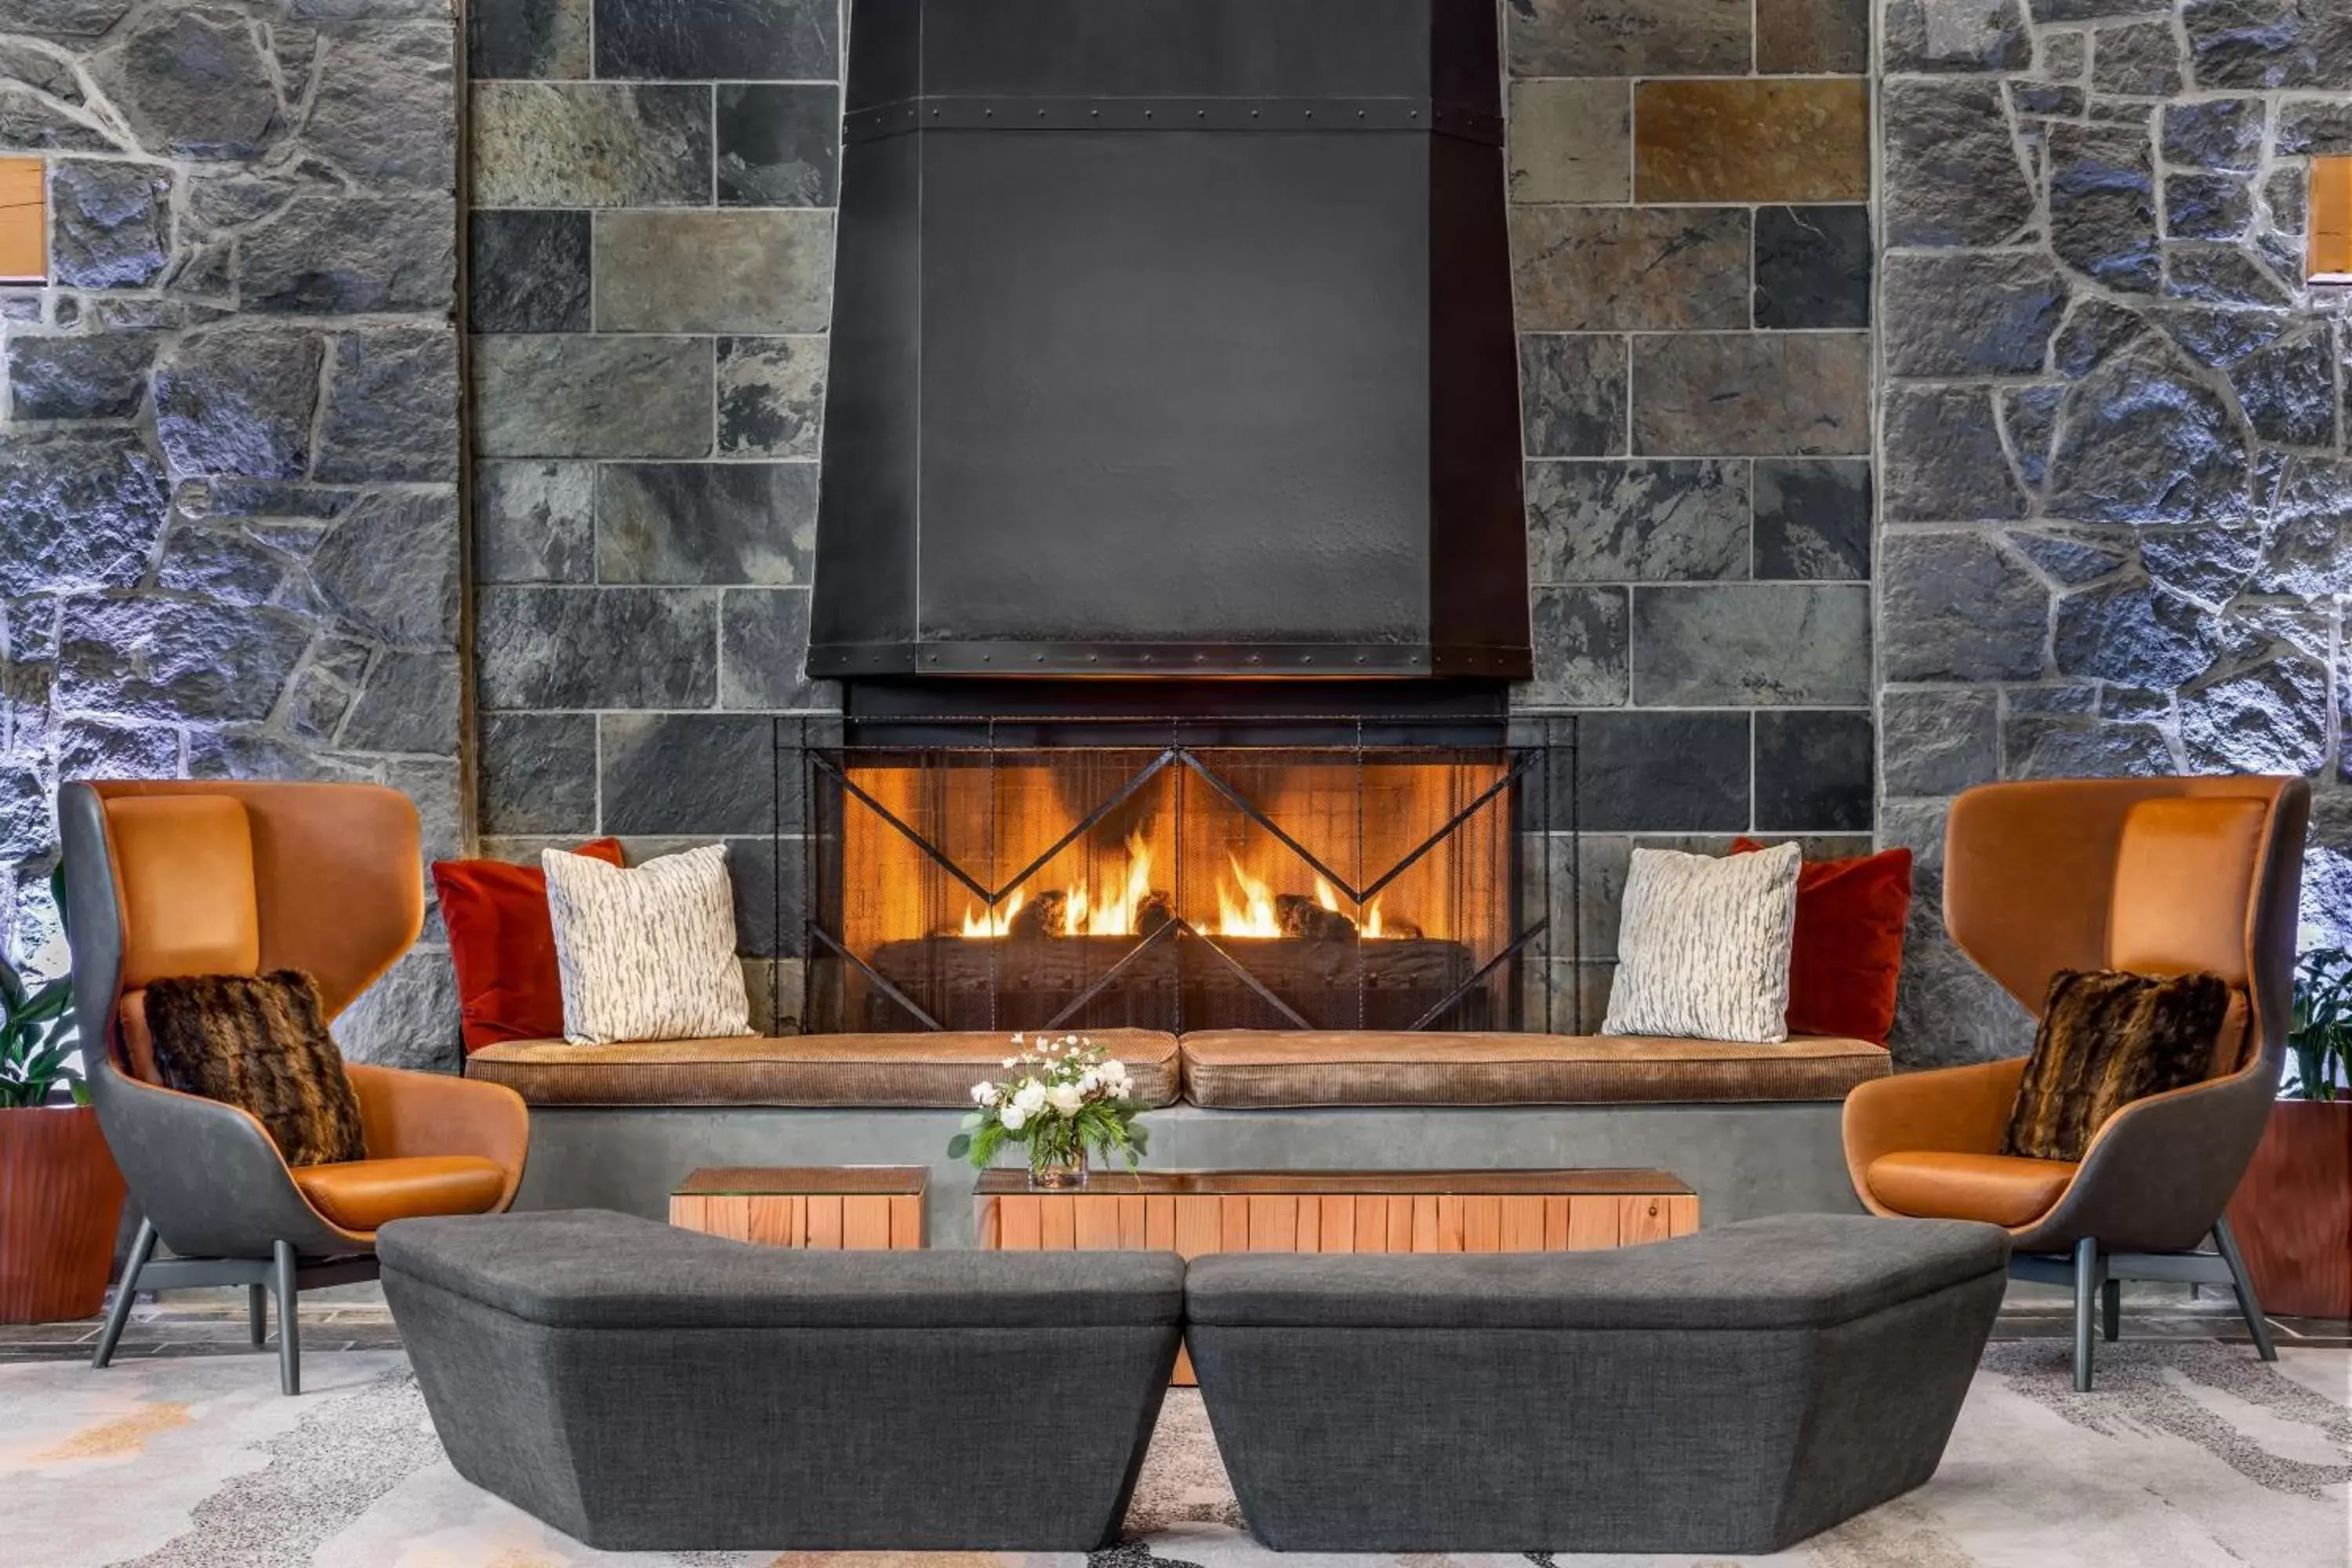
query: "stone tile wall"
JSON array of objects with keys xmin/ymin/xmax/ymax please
[
  {"xmin": 1504, "ymin": 0, "xmax": 1879, "ymax": 1028},
  {"xmin": 1876, "ymin": 0, "xmax": 2352, "ymax": 1065},
  {"xmin": 466, "ymin": 0, "xmax": 844, "ymax": 1027},
  {"xmin": 0, "ymin": 1, "xmax": 463, "ymax": 1065}
]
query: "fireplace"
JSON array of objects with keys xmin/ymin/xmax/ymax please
[{"xmin": 800, "ymin": 690, "xmax": 1571, "ymax": 1035}]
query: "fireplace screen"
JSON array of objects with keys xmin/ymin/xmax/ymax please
[{"xmin": 802, "ymin": 725, "xmax": 1555, "ymax": 1035}]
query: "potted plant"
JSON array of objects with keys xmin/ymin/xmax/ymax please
[
  {"xmin": 2225, "ymin": 946, "xmax": 2351, "ymax": 1319},
  {"xmin": 951, "ymin": 1033, "xmax": 1150, "ymax": 1189},
  {"xmin": 0, "ymin": 866, "xmax": 126, "ymax": 1323}
]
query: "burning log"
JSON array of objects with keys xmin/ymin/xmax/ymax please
[
  {"xmin": 1277, "ymin": 893, "xmax": 1359, "ymax": 942},
  {"xmin": 1007, "ymin": 891, "xmax": 1069, "ymax": 939},
  {"xmin": 1136, "ymin": 891, "xmax": 1177, "ymax": 937}
]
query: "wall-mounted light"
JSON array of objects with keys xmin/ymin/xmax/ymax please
[
  {"xmin": 0, "ymin": 158, "xmax": 43, "ymax": 284},
  {"xmin": 2313, "ymin": 156, "xmax": 2352, "ymax": 285}
]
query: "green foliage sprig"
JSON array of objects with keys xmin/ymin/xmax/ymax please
[
  {"xmin": 949, "ymin": 1033, "xmax": 1151, "ymax": 1174},
  {"xmin": 0, "ymin": 865, "xmax": 82, "ymax": 1109},
  {"xmin": 2285, "ymin": 947, "xmax": 2350, "ymax": 1103}
]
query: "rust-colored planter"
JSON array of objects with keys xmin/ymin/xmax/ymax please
[
  {"xmin": 0, "ymin": 1106, "xmax": 127, "ymax": 1323},
  {"xmin": 2226, "ymin": 1100, "xmax": 2352, "ymax": 1320}
]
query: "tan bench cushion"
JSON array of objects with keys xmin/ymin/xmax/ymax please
[
  {"xmin": 1178, "ymin": 1030, "xmax": 1891, "ymax": 1109},
  {"xmin": 465, "ymin": 1029, "xmax": 1181, "ymax": 1109}
]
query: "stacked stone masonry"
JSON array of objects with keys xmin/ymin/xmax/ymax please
[
  {"xmin": 1875, "ymin": 0, "xmax": 2352, "ymax": 1065},
  {"xmin": 0, "ymin": 0, "xmax": 463, "ymax": 1067}
]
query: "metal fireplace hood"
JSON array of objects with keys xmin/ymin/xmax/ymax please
[{"xmin": 808, "ymin": 0, "xmax": 1530, "ymax": 681}]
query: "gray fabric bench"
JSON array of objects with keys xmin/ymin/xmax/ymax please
[
  {"xmin": 379, "ymin": 1210, "xmax": 1184, "ymax": 1552},
  {"xmin": 1186, "ymin": 1213, "xmax": 2008, "ymax": 1554}
]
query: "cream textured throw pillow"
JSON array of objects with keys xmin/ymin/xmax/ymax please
[
  {"xmin": 542, "ymin": 843, "xmax": 753, "ymax": 1044},
  {"xmin": 1602, "ymin": 841, "xmax": 1801, "ymax": 1044}
]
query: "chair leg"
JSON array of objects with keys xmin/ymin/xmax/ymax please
[
  {"xmin": 248, "ymin": 1283, "xmax": 267, "ymax": 1348},
  {"xmin": 2212, "ymin": 1217, "xmax": 2278, "ymax": 1363},
  {"xmin": 92, "ymin": 1218, "xmax": 158, "ymax": 1370},
  {"xmin": 2073, "ymin": 1237, "xmax": 2103, "ymax": 1392},
  {"xmin": 273, "ymin": 1240, "xmax": 300, "ymax": 1396},
  {"xmin": 2101, "ymin": 1276, "xmax": 2122, "ymax": 1342}
]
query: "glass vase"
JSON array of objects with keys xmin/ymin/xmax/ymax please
[{"xmin": 1028, "ymin": 1142, "xmax": 1087, "ymax": 1190}]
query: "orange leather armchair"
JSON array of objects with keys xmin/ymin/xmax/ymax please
[
  {"xmin": 59, "ymin": 781, "xmax": 528, "ymax": 1393},
  {"xmin": 1843, "ymin": 776, "xmax": 2308, "ymax": 1390}
]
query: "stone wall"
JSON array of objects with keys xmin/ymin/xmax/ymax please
[
  {"xmin": 0, "ymin": 0, "xmax": 463, "ymax": 1065},
  {"xmin": 1876, "ymin": 0, "xmax": 2352, "ymax": 1064},
  {"xmin": 465, "ymin": 0, "xmax": 842, "ymax": 1028},
  {"xmin": 1502, "ymin": 0, "xmax": 1880, "ymax": 1026}
]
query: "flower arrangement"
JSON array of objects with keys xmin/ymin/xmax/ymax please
[{"xmin": 949, "ymin": 1033, "xmax": 1150, "ymax": 1189}]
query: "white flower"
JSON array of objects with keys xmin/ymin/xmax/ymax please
[
  {"xmin": 1046, "ymin": 1082, "xmax": 1085, "ymax": 1116},
  {"xmin": 1000, "ymin": 1105, "xmax": 1028, "ymax": 1131},
  {"xmin": 971, "ymin": 1082, "xmax": 994, "ymax": 1104},
  {"xmin": 1001, "ymin": 1056, "xmax": 1018, "ymax": 1068},
  {"xmin": 1011, "ymin": 1033, "xmax": 1024, "ymax": 1044},
  {"xmin": 1012, "ymin": 1080, "xmax": 1047, "ymax": 1116},
  {"xmin": 1077, "ymin": 1069, "xmax": 1100, "ymax": 1094},
  {"xmin": 1099, "ymin": 1058, "xmax": 1126, "ymax": 1084}
]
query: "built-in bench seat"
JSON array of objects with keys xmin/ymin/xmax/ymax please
[{"xmin": 466, "ymin": 1029, "xmax": 1886, "ymax": 1109}]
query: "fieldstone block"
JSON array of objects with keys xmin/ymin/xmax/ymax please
[
  {"xmin": 717, "ymin": 337, "xmax": 826, "ymax": 459},
  {"xmin": 470, "ymin": 211, "xmax": 590, "ymax": 333},
  {"xmin": 717, "ymin": 84, "xmax": 839, "ymax": 208},
  {"xmin": 0, "ymin": 431, "xmax": 165, "ymax": 597},
  {"xmin": 597, "ymin": 463, "xmax": 818, "ymax": 586},
  {"xmin": 1519, "ymin": 833, "xmax": 1632, "ymax": 962},
  {"xmin": 155, "ymin": 524, "xmax": 292, "ymax": 606},
  {"xmin": 470, "ymin": 82, "xmax": 711, "ymax": 207},
  {"xmin": 0, "ymin": 761, "xmax": 47, "ymax": 866},
  {"xmin": 1880, "ymin": 532, "xmax": 2048, "ymax": 682},
  {"xmin": 5, "ymin": 332, "xmax": 156, "ymax": 419},
  {"xmin": 1507, "ymin": 0, "xmax": 1751, "ymax": 77},
  {"xmin": 1893, "ymin": 916, "xmax": 2034, "ymax": 1069},
  {"xmin": 54, "ymin": 714, "xmax": 176, "ymax": 782},
  {"xmin": 1631, "ymin": 584, "xmax": 1870, "ymax": 706},
  {"xmin": 1632, "ymin": 332, "xmax": 1869, "ymax": 456},
  {"xmin": 1565, "ymin": 711, "xmax": 1751, "ymax": 833},
  {"xmin": 337, "ymin": 951, "xmax": 461, "ymax": 1073},
  {"xmin": 315, "ymin": 326, "xmax": 459, "ymax": 484},
  {"xmin": 303, "ymin": 22, "xmax": 455, "ymax": 192},
  {"xmin": 470, "ymin": 0, "xmax": 590, "ymax": 78},
  {"xmin": 2162, "ymin": 97, "xmax": 2264, "ymax": 169},
  {"xmin": 2254, "ymin": 459, "xmax": 2352, "ymax": 596},
  {"xmin": 55, "ymin": 595, "xmax": 310, "ymax": 724},
  {"xmin": 153, "ymin": 326, "xmax": 323, "ymax": 481},
  {"xmin": 0, "ymin": 85, "xmax": 123, "ymax": 155},
  {"xmin": 1753, "ymin": 459, "xmax": 1869, "ymax": 580},
  {"xmin": 1506, "ymin": 80, "xmax": 1630, "ymax": 204},
  {"xmin": 594, "ymin": 209, "xmax": 834, "ymax": 334},
  {"xmin": 594, "ymin": 0, "xmax": 837, "ymax": 80},
  {"xmin": 341, "ymin": 651, "xmax": 460, "ymax": 754},
  {"xmin": 0, "ymin": 0, "xmax": 133, "ymax": 35},
  {"xmin": 1882, "ymin": 80, "xmax": 2034, "ymax": 247},
  {"xmin": 2140, "ymin": 524, "xmax": 2259, "ymax": 605},
  {"xmin": 2277, "ymin": 100, "xmax": 2352, "ymax": 156},
  {"xmin": 1758, "ymin": 0, "xmax": 1869, "ymax": 72},
  {"xmin": 2091, "ymin": 21, "xmax": 2183, "ymax": 94},
  {"xmin": 2004, "ymin": 715, "xmax": 2173, "ymax": 780},
  {"xmin": 600, "ymin": 713, "xmax": 779, "ymax": 836},
  {"xmin": 720, "ymin": 588, "xmax": 837, "ymax": 711},
  {"xmin": 241, "ymin": 196, "xmax": 456, "ymax": 314},
  {"xmin": 2165, "ymin": 174, "xmax": 2252, "ymax": 241},
  {"xmin": 2053, "ymin": 580, "xmax": 2217, "ymax": 688},
  {"xmin": 1525, "ymin": 460, "xmax": 1746, "ymax": 583},
  {"xmin": 1881, "ymin": 252, "xmax": 2066, "ymax": 376},
  {"xmin": 471, "ymin": 335, "xmax": 713, "ymax": 458},
  {"xmin": 1753, "ymin": 205, "xmax": 1870, "ymax": 330},
  {"xmin": 1521, "ymin": 587, "xmax": 1628, "ymax": 707},
  {"xmin": 1519, "ymin": 334, "xmax": 1627, "ymax": 459},
  {"xmin": 2263, "ymin": 168, "xmax": 2306, "ymax": 230},
  {"xmin": 479, "ymin": 712, "xmax": 597, "ymax": 836},
  {"xmin": 89, "ymin": 7, "xmax": 281, "ymax": 159},
  {"xmin": 1882, "ymin": 387, "xmax": 2025, "ymax": 522},
  {"xmin": 2182, "ymin": 655, "xmax": 2329, "ymax": 775},
  {"xmin": 474, "ymin": 459, "xmax": 593, "ymax": 583},
  {"xmin": 1999, "ymin": 387, "xmax": 2064, "ymax": 489},
  {"xmin": 1510, "ymin": 207, "xmax": 1748, "ymax": 332},
  {"xmin": 2046, "ymin": 342, "xmax": 2250, "ymax": 526},
  {"xmin": 1634, "ymin": 79, "xmax": 1869, "ymax": 203},
  {"xmin": 476, "ymin": 586, "xmax": 717, "ymax": 710},
  {"xmin": 1755, "ymin": 711, "xmax": 1871, "ymax": 832},
  {"xmin": 2165, "ymin": 244, "xmax": 2291, "ymax": 308},
  {"xmin": 2230, "ymin": 325, "xmax": 2336, "ymax": 448},
  {"xmin": 1882, "ymin": 0, "xmax": 2031, "ymax": 72},
  {"xmin": 49, "ymin": 160, "xmax": 168, "ymax": 287},
  {"xmin": 310, "ymin": 490, "xmax": 462, "ymax": 648},
  {"xmin": 1880, "ymin": 688, "xmax": 1998, "ymax": 797},
  {"xmin": 2049, "ymin": 123, "xmax": 2158, "ymax": 292},
  {"xmin": 2183, "ymin": 0, "xmax": 2352, "ymax": 90}
]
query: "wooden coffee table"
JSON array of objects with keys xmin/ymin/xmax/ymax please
[
  {"xmin": 670, "ymin": 1166, "xmax": 927, "ymax": 1250},
  {"xmin": 976, "ymin": 1168, "xmax": 1697, "ymax": 1381}
]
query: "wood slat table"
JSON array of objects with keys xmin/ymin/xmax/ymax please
[
  {"xmin": 670, "ymin": 1166, "xmax": 927, "ymax": 1250},
  {"xmin": 976, "ymin": 1168, "xmax": 1697, "ymax": 1383}
]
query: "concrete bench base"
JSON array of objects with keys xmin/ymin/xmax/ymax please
[{"xmin": 1185, "ymin": 1214, "xmax": 2007, "ymax": 1555}]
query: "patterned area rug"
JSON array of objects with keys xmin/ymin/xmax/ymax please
[{"xmin": 3, "ymin": 1343, "xmax": 2345, "ymax": 1566}]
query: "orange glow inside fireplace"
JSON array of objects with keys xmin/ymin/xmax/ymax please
[{"xmin": 823, "ymin": 747, "xmax": 1515, "ymax": 1033}]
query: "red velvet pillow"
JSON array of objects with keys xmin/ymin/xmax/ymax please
[
  {"xmin": 433, "ymin": 839, "xmax": 625, "ymax": 1053},
  {"xmin": 1730, "ymin": 839, "xmax": 1914, "ymax": 1047}
]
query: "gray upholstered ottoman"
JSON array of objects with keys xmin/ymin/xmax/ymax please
[
  {"xmin": 379, "ymin": 1210, "xmax": 1183, "ymax": 1551},
  {"xmin": 1186, "ymin": 1213, "xmax": 2006, "ymax": 1554}
]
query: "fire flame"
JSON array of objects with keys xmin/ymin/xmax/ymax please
[{"xmin": 960, "ymin": 833, "xmax": 1393, "ymax": 938}]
